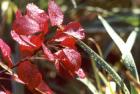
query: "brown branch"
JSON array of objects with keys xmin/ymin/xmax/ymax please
[
  {"xmin": 0, "ymin": 62, "xmax": 18, "ymax": 77},
  {"xmin": 0, "ymin": 56, "xmax": 50, "ymax": 74}
]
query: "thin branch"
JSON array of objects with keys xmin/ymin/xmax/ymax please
[{"xmin": 0, "ymin": 62, "xmax": 17, "ymax": 77}]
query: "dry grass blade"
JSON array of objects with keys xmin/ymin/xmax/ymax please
[
  {"xmin": 77, "ymin": 40, "xmax": 130, "ymax": 94},
  {"xmin": 71, "ymin": 0, "xmax": 77, "ymax": 8},
  {"xmin": 126, "ymin": 27, "xmax": 139, "ymax": 51},
  {"xmin": 98, "ymin": 15, "xmax": 139, "ymax": 82}
]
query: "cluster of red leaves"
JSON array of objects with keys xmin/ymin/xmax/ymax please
[
  {"xmin": 0, "ymin": 39, "xmax": 13, "ymax": 67},
  {"xmin": 0, "ymin": 0, "xmax": 86, "ymax": 93}
]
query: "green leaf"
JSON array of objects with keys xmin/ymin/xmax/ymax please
[
  {"xmin": 126, "ymin": 28, "xmax": 139, "ymax": 51},
  {"xmin": 98, "ymin": 15, "xmax": 139, "ymax": 82},
  {"xmin": 130, "ymin": 85, "xmax": 138, "ymax": 94},
  {"xmin": 90, "ymin": 57, "xmax": 102, "ymax": 94},
  {"xmin": 77, "ymin": 40, "xmax": 130, "ymax": 94},
  {"xmin": 77, "ymin": 77, "xmax": 99, "ymax": 94},
  {"xmin": 120, "ymin": 16, "xmax": 140, "ymax": 27}
]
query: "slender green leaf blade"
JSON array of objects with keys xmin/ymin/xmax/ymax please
[
  {"xmin": 98, "ymin": 15, "xmax": 139, "ymax": 82},
  {"xmin": 77, "ymin": 40, "xmax": 130, "ymax": 94},
  {"xmin": 77, "ymin": 77, "xmax": 99, "ymax": 94},
  {"xmin": 126, "ymin": 28, "xmax": 138, "ymax": 51}
]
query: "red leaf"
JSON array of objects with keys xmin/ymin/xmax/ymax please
[
  {"xmin": 55, "ymin": 60, "xmax": 74, "ymax": 78},
  {"xmin": 42, "ymin": 44, "xmax": 54, "ymax": 62},
  {"xmin": 75, "ymin": 68, "xmax": 85, "ymax": 79},
  {"xmin": 64, "ymin": 22, "xmax": 85, "ymax": 40},
  {"xmin": 19, "ymin": 45, "xmax": 34, "ymax": 58},
  {"xmin": 0, "ymin": 39, "xmax": 13, "ymax": 67},
  {"xmin": 62, "ymin": 48, "xmax": 81, "ymax": 71},
  {"xmin": 55, "ymin": 48, "xmax": 81, "ymax": 78},
  {"xmin": 52, "ymin": 33, "xmax": 68, "ymax": 42},
  {"xmin": 26, "ymin": 3, "xmax": 44, "ymax": 16},
  {"xmin": 30, "ymin": 34, "xmax": 44, "ymax": 49},
  {"xmin": 50, "ymin": 29, "xmax": 76, "ymax": 48},
  {"xmin": 60, "ymin": 37, "xmax": 76, "ymax": 49},
  {"xmin": 36, "ymin": 81, "xmax": 53, "ymax": 94},
  {"xmin": 11, "ymin": 30, "xmax": 37, "ymax": 57},
  {"xmin": 0, "ymin": 91, "xmax": 11, "ymax": 94},
  {"xmin": 51, "ymin": 29, "xmax": 70, "ymax": 42},
  {"xmin": 26, "ymin": 3, "xmax": 49, "ymax": 33},
  {"xmin": 11, "ymin": 30, "xmax": 30, "ymax": 47},
  {"xmin": 19, "ymin": 34, "xmax": 44, "ymax": 58},
  {"xmin": 20, "ymin": 35, "xmax": 36, "ymax": 47},
  {"xmin": 17, "ymin": 61, "xmax": 42, "ymax": 89},
  {"xmin": 0, "ymin": 91, "xmax": 6, "ymax": 94},
  {"xmin": 48, "ymin": 0, "xmax": 64, "ymax": 26},
  {"xmin": 16, "ymin": 10, "xmax": 22, "ymax": 19},
  {"xmin": 11, "ymin": 30, "xmax": 41, "ymax": 47},
  {"xmin": 13, "ymin": 15, "xmax": 40, "ymax": 35}
]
